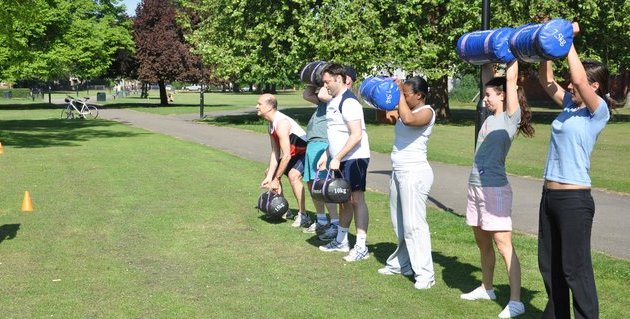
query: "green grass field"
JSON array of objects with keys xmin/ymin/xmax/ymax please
[{"xmin": 0, "ymin": 106, "xmax": 628, "ymax": 317}]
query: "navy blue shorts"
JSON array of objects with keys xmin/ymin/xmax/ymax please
[
  {"xmin": 283, "ymin": 153, "xmax": 305, "ymax": 176},
  {"xmin": 339, "ymin": 158, "xmax": 369, "ymax": 192}
]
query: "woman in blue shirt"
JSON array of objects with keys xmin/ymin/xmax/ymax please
[{"xmin": 537, "ymin": 22, "xmax": 609, "ymax": 319}]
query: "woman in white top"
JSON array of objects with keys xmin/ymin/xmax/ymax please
[{"xmin": 377, "ymin": 77, "xmax": 437, "ymax": 290}]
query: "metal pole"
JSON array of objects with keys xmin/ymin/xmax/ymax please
[
  {"xmin": 475, "ymin": 0, "xmax": 491, "ymax": 148},
  {"xmin": 199, "ymin": 83, "xmax": 205, "ymax": 119}
]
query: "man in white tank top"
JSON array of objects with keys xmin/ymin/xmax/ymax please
[{"xmin": 257, "ymin": 93, "xmax": 309, "ymax": 226}]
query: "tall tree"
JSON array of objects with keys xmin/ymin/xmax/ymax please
[
  {"xmin": 134, "ymin": 0, "xmax": 204, "ymax": 104},
  {"xmin": 0, "ymin": 0, "xmax": 133, "ymax": 84},
  {"xmin": 183, "ymin": 0, "xmax": 312, "ymax": 93}
]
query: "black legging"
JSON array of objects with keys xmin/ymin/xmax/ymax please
[{"xmin": 538, "ymin": 187, "xmax": 598, "ymax": 319}]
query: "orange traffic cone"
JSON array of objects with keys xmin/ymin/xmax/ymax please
[
  {"xmin": 21, "ymin": 191, "xmax": 33, "ymax": 212},
  {"xmin": 0, "ymin": 142, "xmax": 4, "ymax": 155}
]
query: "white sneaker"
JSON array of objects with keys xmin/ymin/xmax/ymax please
[
  {"xmin": 303, "ymin": 222, "xmax": 326, "ymax": 234},
  {"xmin": 342, "ymin": 245, "xmax": 369, "ymax": 262},
  {"xmin": 414, "ymin": 280, "xmax": 436, "ymax": 290},
  {"xmin": 319, "ymin": 239, "xmax": 350, "ymax": 252},
  {"xmin": 377, "ymin": 267, "xmax": 413, "ymax": 276},
  {"xmin": 460, "ymin": 286, "xmax": 496, "ymax": 300},
  {"xmin": 498, "ymin": 300, "xmax": 525, "ymax": 318}
]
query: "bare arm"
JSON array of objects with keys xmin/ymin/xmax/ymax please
[
  {"xmin": 396, "ymin": 79, "xmax": 433, "ymax": 127},
  {"xmin": 538, "ymin": 61, "xmax": 565, "ymax": 107},
  {"xmin": 302, "ymin": 85, "xmax": 320, "ymax": 105},
  {"xmin": 262, "ymin": 133, "xmax": 280, "ymax": 188},
  {"xmin": 505, "ymin": 60, "xmax": 519, "ymax": 116},
  {"xmin": 566, "ymin": 45, "xmax": 601, "ymax": 113},
  {"xmin": 272, "ymin": 120, "xmax": 292, "ymax": 181}
]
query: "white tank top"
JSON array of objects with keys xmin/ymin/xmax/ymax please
[{"xmin": 390, "ymin": 105, "xmax": 435, "ymax": 170}]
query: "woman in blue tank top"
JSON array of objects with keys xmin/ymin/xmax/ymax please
[{"xmin": 537, "ymin": 22, "xmax": 609, "ymax": 319}]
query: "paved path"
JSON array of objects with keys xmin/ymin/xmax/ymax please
[{"xmin": 98, "ymin": 107, "xmax": 630, "ymax": 260}]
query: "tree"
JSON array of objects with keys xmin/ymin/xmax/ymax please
[
  {"xmin": 134, "ymin": 0, "xmax": 204, "ymax": 104},
  {"xmin": 0, "ymin": 0, "xmax": 133, "ymax": 85},
  {"xmin": 182, "ymin": 0, "xmax": 314, "ymax": 93}
]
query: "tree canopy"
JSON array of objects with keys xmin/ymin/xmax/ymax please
[
  {"xmin": 0, "ymin": 0, "xmax": 133, "ymax": 83},
  {"xmin": 134, "ymin": 0, "xmax": 205, "ymax": 104}
]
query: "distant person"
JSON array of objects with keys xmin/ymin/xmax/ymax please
[
  {"xmin": 377, "ymin": 77, "xmax": 437, "ymax": 290},
  {"xmin": 537, "ymin": 22, "xmax": 609, "ymax": 319},
  {"xmin": 317, "ymin": 63, "xmax": 371, "ymax": 262},
  {"xmin": 257, "ymin": 93, "xmax": 310, "ymax": 228},
  {"xmin": 460, "ymin": 61, "xmax": 534, "ymax": 319}
]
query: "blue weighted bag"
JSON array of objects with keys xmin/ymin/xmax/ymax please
[
  {"xmin": 509, "ymin": 18, "xmax": 573, "ymax": 63},
  {"xmin": 456, "ymin": 28, "xmax": 516, "ymax": 65},
  {"xmin": 359, "ymin": 76, "xmax": 400, "ymax": 111}
]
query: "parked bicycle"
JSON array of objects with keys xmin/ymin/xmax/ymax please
[{"xmin": 61, "ymin": 96, "xmax": 98, "ymax": 119}]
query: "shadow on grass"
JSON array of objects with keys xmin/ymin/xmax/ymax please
[
  {"xmin": 0, "ymin": 103, "xmax": 61, "ymax": 110},
  {"xmin": 434, "ymin": 251, "xmax": 543, "ymax": 316},
  {"xmin": 0, "ymin": 118, "xmax": 143, "ymax": 148},
  {"xmin": 0, "ymin": 224, "xmax": 20, "ymax": 244}
]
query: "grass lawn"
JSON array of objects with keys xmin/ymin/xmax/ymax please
[{"xmin": 0, "ymin": 107, "xmax": 628, "ymax": 317}]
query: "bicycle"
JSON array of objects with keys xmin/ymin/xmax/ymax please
[{"xmin": 61, "ymin": 96, "xmax": 99, "ymax": 119}]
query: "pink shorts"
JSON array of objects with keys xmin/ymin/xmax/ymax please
[{"xmin": 465, "ymin": 184, "xmax": 513, "ymax": 231}]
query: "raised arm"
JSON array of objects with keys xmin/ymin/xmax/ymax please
[
  {"xmin": 566, "ymin": 44, "xmax": 601, "ymax": 113},
  {"xmin": 302, "ymin": 85, "xmax": 320, "ymax": 105},
  {"xmin": 505, "ymin": 60, "xmax": 519, "ymax": 116},
  {"xmin": 395, "ymin": 79, "xmax": 433, "ymax": 127},
  {"xmin": 538, "ymin": 61, "xmax": 565, "ymax": 107}
]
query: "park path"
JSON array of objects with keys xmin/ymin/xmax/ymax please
[{"xmin": 98, "ymin": 107, "xmax": 630, "ymax": 260}]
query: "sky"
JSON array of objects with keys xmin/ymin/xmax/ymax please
[{"xmin": 121, "ymin": 0, "xmax": 140, "ymax": 16}]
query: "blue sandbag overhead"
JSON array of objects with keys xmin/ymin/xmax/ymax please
[
  {"xmin": 359, "ymin": 77, "xmax": 400, "ymax": 111},
  {"xmin": 509, "ymin": 18, "xmax": 573, "ymax": 63},
  {"xmin": 456, "ymin": 28, "xmax": 516, "ymax": 65}
]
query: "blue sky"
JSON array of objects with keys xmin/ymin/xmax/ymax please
[{"xmin": 121, "ymin": 0, "xmax": 140, "ymax": 16}]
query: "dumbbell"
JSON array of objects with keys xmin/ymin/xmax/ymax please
[{"xmin": 359, "ymin": 76, "xmax": 400, "ymax": 111}]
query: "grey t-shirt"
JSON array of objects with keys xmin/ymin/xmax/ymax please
[
  {"xmin": 306, "ymin": 102, "xmax": 328, "ymax": 142},
  {"xmin": 468, "ymin": 108, "xmax": 521, "ymax": 187}
]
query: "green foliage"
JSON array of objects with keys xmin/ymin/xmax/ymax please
[{"xmin": 0, "ymin": 0, "xmax": 133, "ymax": 82}]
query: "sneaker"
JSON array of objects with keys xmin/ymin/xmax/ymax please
[
  {"xmin": 319, "ymin": 239, "xmax": 350, "ymax": 253},
  {"xmin": 303, "ymin": 222, "xmax": 327, "ymax": 234},
  {"xmin": 283, "ymin": 211, "xmax": 296, "ymax": 220},
  {"xmin": 291, "ymin": 213, "xmax": 311, "ymax": 228},
  {"xmin": 414, "ymin": 280, "xmax": 436, "ymax": 290},
  {"xmin": 377, "ymin": 267, "xmax": 414, "ymax": 276},
  {"xmin": 498, "ymin": 300, "xmax": 525, "ymax": 318},
  {"xmin": 318, "ymin": 224, "xmax": 338, "ymax": 241},
  {"xmin": 460, "ymin": 286, "xmax": 497, "ymax": 300},
  {"xmin": 342, "ymin": 245, "xmax": 369, "ymax": 262}
]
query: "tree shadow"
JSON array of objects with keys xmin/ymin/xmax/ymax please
[
  {"xmin": 0, "ymin": 103, "xmax": 61, "ymax": 110},
  {"xmin": 0, "ymin": 224, "xmax": 20, "ymax": 244},
  {"xmin": 433, "ymin": 251, "xmax": 543, "ymax": 317},
  {"xmin": 0, "ymin": 118, "xmax": 143, "ymax": 148}
]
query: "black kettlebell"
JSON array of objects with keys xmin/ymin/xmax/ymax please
[
  {"xmin": 317, "ymin": 170, "xmax": 352, "ymax": 203},
  {"xmin": 257, "ymin": 190, "xmax": 289, "ymax": 219}
]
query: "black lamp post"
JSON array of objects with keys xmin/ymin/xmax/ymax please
[{"xmin": 475, "ymin": 0, "xmax": 491, "ymax": 147}]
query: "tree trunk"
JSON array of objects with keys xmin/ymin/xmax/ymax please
[
  {"xmin": 140, "ymin": 82, "xmax": 149, "ymax": 99},
  {"xmin": 430, "ymin": 74, "xmax": 451, "ymax": 119},
  {"xmin": 158, "ymin": 80, "xmax": 168, "ymax": 105},
  {"xmin": 232, "ymin": 82, "xmax": 240, "ymax": 93}
]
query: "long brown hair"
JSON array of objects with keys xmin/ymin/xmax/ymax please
[{"xmin": 485, "ymin": 77, "xmax": 535, "ymax": 138}]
